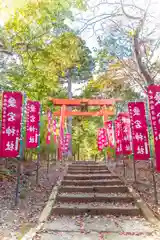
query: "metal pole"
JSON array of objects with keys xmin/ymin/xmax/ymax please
[
  {"xmin": 78, "ymin": 144, "xmax": 80, "ymax": 161},
  {"xmin": 123, "ymin": 158, "xmax": 126, "ymax": 178},
  {"xmin": 150, "ymin": 158, "xmax": 158, "ymax": 204},
  {"xmin": 15, "ymin": 92, "xmax": 26, "ymax": 205},
  {"xmin": 36, "ymin": 152, "xmax": 40, "ymax": 185},
  {"xmin": 132, "ymin": 155, "xmax": 137, "ymax": 183},
  {"xmin": 15, "ymin": 159, "xmax": 21, "ymax": 205},
  {"xmin": 5, "ymin": 158, "xmax": 8, "ymax": 168},
  {"xmin": 36, "ymin": 104, "xmax": 41, "ymax": 185},
  {"xmin": 47, "ymin": 152, "xmax": 50, "ymax": 174}
]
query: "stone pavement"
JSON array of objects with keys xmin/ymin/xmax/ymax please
[{"xmin": 34, "ymin": 215, "xmax": 160, "ymax": 240}]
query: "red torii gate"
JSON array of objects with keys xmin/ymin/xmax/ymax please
[{"xmin": 50, "ymin": 98, "xmax": 121, "ymax": 160}]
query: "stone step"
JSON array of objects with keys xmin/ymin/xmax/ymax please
[
  {"xmin": 67, "ymin": 170, "xmax": 110, "ymax": 174},
  {"xmin": 52, "ymin": 203, "xmax": 140, "ymax": 216},
  {"xmin": 57, "ymin": 193, "xmax": 134, "ymax": 203},
  {"xmin": 64, "ymin": 174, "xmax": 119, "ymax": 180},
  {"xmin": 68, "ymin": 166, "xmax": 106, "ymax": 170},
  {"xmin": 61, "ymin": 180, "xmax": 122, "ymax": 186},
  {"xmin": 59, "ymin": 185, "xmax": 128, "ymax": 193},
  {"xmin": 68, "ymin": 162, "xmax": 106, "ymax": 166},
  {"xmin": 71, "ymin": 161, "xmax": 98, "ymax": 165}
]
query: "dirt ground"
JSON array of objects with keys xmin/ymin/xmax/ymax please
[
  {"xmin": 0, "ymin": 159, "xmax": 67, "ymax": 240},
  {"xmin": 108, "ymin": 159, "xmax": 160, "ymax": 218}
]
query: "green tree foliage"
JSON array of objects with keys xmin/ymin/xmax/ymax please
[
  {"xmin": 0, "ymin": 0, "xmax": 90, "ymax": 103},
  {"xmin": 72, "ymin": 117, "xmax": 104, "ymax": 160},
  {"xmin": 83, "ymin": 62, "xmax": 140, "ymax": 100},
  {"xmin": 0, "ymin": 0, "xmax": 94, "ymax": 159}
]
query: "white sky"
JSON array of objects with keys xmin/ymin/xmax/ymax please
[
  {"xmin": 1, "ymin": 0, "xmax": 160, "ymax": 49},
  {"xmin": 73, "ymin": 0, "xmax": 160, "ymax": 50}
]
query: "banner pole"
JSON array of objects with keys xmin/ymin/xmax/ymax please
[
  {"xmin": 145, "ymin": 99, "xmax": 158, "ymax": 205},
  {"xmin": 47, "ymin": 152, "xmax": 50, "ymax": 174},
  {"xmin": 15, "ymin": 92, "xmax": 26, "ymax": 206},
  {"xmin": 150, "ymin": 158, "xmax": 158, "ymax": 204},
  {"xmin": 36, "ymin": 104, "xmax": 41, "ymax": 185},
  {"xmin": 15, "ymin": 160, "xmax": 21, "ymax": 206},
  {"xmin": 132, "ymin": 154, "xmax": 137, "ymax": 183},
  {"xmin": 122, "ymin": 158, "xmax": 126, "ymax": 178}
]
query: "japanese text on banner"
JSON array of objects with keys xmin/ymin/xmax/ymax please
[
  {"xmin": 105, "ymin": 121, "xmax": 114, "ymax": 148},
  {"xmin": 115, "ymin": 119, "xmax": 123, "ymax": 155},
  {"xmin": 118, "ymin": 113, "xmax": 132, "ymax": 155},
  {"xmin": 97, "ymin": 128, "xmax": 107, "ymax": 151},
  {"xmin": 148, "ymin": 85, "xmax": 160, "ymax": 171},
  {"xmin": 62, "ymin": 133, "xmax": 71, "ymax": 154},
  {"xmin": 26, "ymin": 100, "xmax": 40, "ymax": 149},
  {"xmin": 128, "ymin": 102, "xmax": 150, "ymax": 160},
  {"xmin": 1, "ymin": 92, "xmax": 23, "ymax": 157}
]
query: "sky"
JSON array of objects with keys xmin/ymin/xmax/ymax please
[
  {"xmin": 74, "ymin": 0, "xmax": 160, "ymax": 50},
  {"xmin": 1, "ymin": 0, "xmax": 160, "ymax": 49}
]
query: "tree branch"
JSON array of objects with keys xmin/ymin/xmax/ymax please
[
  {"xmin": 120, "ymin": 0, "xmax": 144, "ymax": 20},
  {"xmin": 133, "ymin": 19, "xmax": 153, "ymax": 85}
]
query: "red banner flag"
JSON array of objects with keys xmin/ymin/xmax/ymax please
[
  {"xmin": 1, "ymin": 92, "xmax": 23, "ymax": 157},
  {"xmin": 128, "ymin": 102, "xmax": 150, "ymax": 160},
  {"xmin": 62, "ymin": 133, "xmax": 71, "ymax": 153},
  {"xmin": 0, "ymin": 131, "xmax": 2, "ymax": 157},
  {"xmin": 26, "ymin": 100, "xmax": 40, "ymax": 149},
  {"xmin": 97, "ymin": 128, "xmax": 103, "ymax": 151},
  {"xmin": 97, "ymin": 128, "xmax": 107, "ymax": 151},
  {"xmin": 46, "ymin": 110, "xmax": 52, "ymax": 144},
  {"xmin": 115, "ymin": 119, "xmax": 123, "ymax": 155},
  {"xmin": 52, "ymin": 119, "xmax": 57, "ymax": 143},
  {"xmin": 148, "ymin": 85, "xmax": 160, "ymax": 171},
  {"xmin": 105, "ymin": 121, "xmax": 114, "ymax": 147},
  {"xmin": 118, "ymin": 113, "xmax": 132, "ymax": 155},
  {"xmin": 58, "ymin": 105, "xmax": 66, "ymax": 160}
]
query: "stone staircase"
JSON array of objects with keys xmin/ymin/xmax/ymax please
[{"xmin": 52, "ymin": 162, "xmax": 142, "ymax": 217}]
